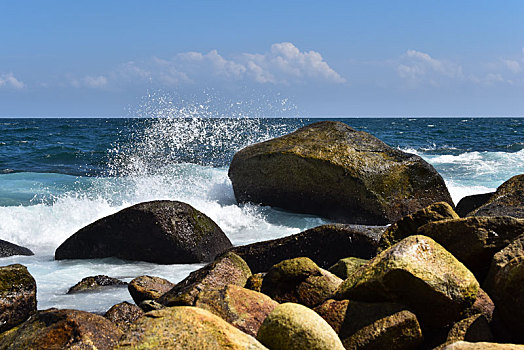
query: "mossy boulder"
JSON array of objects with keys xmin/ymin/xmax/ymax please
[
  {"xmin": 470, "ymin": 174, "xmax": 524, "ymax": 218},
  {"xmin": 230, "ymin": 223, "xmax": 379, "ymax": 273},
  {"xmin": 483, "ymin": 233, "xmax": 524, "ymax": 342},
  {"xmin": 335, "ymin": 235, "xmax": 479, "ymax": 329},
  {"xmin": 378, "ymin": 201, "xmax": 459, "ymax": 250},
  {"xmin": 0, "ymin": 308, "xmax": 122, "ymax": 350},
  {"xmin": 257, "ymin": 302, "xmax": 344, "ymax": 350},
  {"xmin": 442, "ymin": 342, "xmax": 524, "ymax": 349},
  {"xmin": 0, "ymin": 239, "xmax": 33, "ymax": 258},
  {"xmin": 67, "ymin": 275, "xmax": 127, "ymax": 294},
  {"xmin": 116, "ymin": 306, "xmax": 267, "ymax": 349},
  {"xmin": 229, "ymin": 121, "xmax": 452, "ymax": 224},
  {"xmin": 245, "ymin": 273, "xmax": 265, "ymax": 293},
  {"xmin": 0, "ymin": 264, "xmax": 36, "ymax": 333},
  {"xmin": 455, "ymin": 192, "xmax": 494, "ymax": 217},
  {"xmin": 195, "ymin": 284, "xmax": 278, "ymax": 337},
  {"xmin": 261, "ymin": 257, "xmax": 342, "ymax": 308},
  {"xmin": 157, "ymin": 252, "xmax": 251, "ymax": 306},
  {"xmin": 128, "ymin": 275, "xmax": 174, "ymax": 304},
  {"xmin": 418, "ymin": 216, "xmax": 524, "ymax": 279},
  {"xmin": 328, "ymin": 257, "xmax": 368, "ymax": 279},
  {"xmin": 104, "ymin": 301, "xmax": 144, "ymax": 332},
  {"xmin": 55, "ymin": 200, "xmax": 232, "ymax": 264}
]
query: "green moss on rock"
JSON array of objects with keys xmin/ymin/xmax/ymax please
[
  {"xmin": 0, "ymin": 264, "xmax": 36, "ymax": 333},
  {"xmin": 328, "ymin": 257, "xmax": 369, "ymax": 279}
]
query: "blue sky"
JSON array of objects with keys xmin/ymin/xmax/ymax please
[{"xmin": 1, "ymin": 1, "xmax": 524, "ymax": 117}]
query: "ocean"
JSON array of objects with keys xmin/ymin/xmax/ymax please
[{"xmin": 0, "ymin": 117, "xmax": 523, "ymax": 313}]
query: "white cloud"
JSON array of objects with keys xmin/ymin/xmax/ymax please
[
  {"xmin": 397, "ymin": 50, "xmax": 463, "ymax": 85},
  {"xmin": 70, "ymin": 75, "xmax": 108, "ymax": 88},
  {"xmin": 0, "ymin": 73, "xmax": 25, "ymax": 89},
  {"xmin": 502, "ymin": 59, "xmax": 522, "ymax": 73}
]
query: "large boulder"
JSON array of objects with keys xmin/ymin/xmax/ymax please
[
  {"xmin": 104, "ymin": 301, "xmax": 144, "ymax": 332},
  {"xmin": 378, "ymin": 201, "xmax": 459, "ymax": 250},
  {"xmin": 483, "ymin": 233, "xmax": 524, "ymax": 342},
  {"xmin": 0, "ymin": 264, "xmax": 36, "ymax": 333},
  {"xmin": 335, "ymin": 235, "xmax": 479, "ymax": 329},
  {"xmin": 195, "ymin": 284, "xmax": 278, "ymax": 337},
  {"xmin": 0, "ymin": 240, "xmax": 33, "ymax": 258},
  {"xmin": 418, "ymin": 216, "xmax": 524, "ymax": 279},
  {"xmin": 0, "ymin": 308, "xmax": 122, "ymax": 350},
  {"xmin": 455, "ymin": 192, "xmax": 494, "ymax": 217},
  {"xmin": 55, "ymin": 200, "xmax": 232, "ymax": 264},
  {"xmin": 128, "ymin": 275, "xmax": 174, "ymax": 304},
  {"xmin": 228, "ymin": 121, "xmax": 452, "ymax": 224},
  {"xmin": 470, "ymin": 174, "xmax": 524, "ymax": 218},
  {"xmin": 67, "ymin": 275, "xmax": 127, "ymax": 294},
  {"xmin": 230, "ymin": 224, "xmax": 380, "ymax": 273},
  {"xmin": 257, "ymin": 302, "xmax": 344, "ymax": 350},
  {"xmin": 157, "ymin": 252, "xmax": 251, "ymax": 306},
  {"xmin": 260, "ymin": 257, "xmax": 342, "ymax": 308},
  {"xmin": 116, "ymin": 306, "xmax": 267, "ymax": 349}
]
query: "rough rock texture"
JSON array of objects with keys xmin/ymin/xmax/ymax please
[
  {"xmin": 378, "ymin": 201, "xmax": 459, "ymax": 250},
  {"xmin": 116, "ymin": 306, "xmax": 266, "ymax": 349},
  {"xmin": 418, "ymin": 216, "xmax": 524, "ymax": 279},
  {"xmin": 313, "ymin": 299, "xmax": 350, "ymax": 333},
  {"xmin": 335, "ymin": 235, "xmax": 479, "ymax": 329},
  {"xmin": 55, "ymin": 200, "xmax": 232, "ymax": 264},
  {"xmin": 328, "ymin": 257, "xmax": 368, "ymax": 279},
  {"xmin": 157, "ymin": 252, "xmax": 251, "ymax": 306},
  {"xmin": 483, "ymin": 233, "xmax": 524, "ymax": 342},
  {"xmin": 462, "ymin": 288, "xmax": 494, "ymax": 322},
  {"xmin": 257, "ymin": 302, "xmax": 344, "ymax": 350},
  {"xmin": 104, "ymin": 301, "xmax": 144, "ymax": 332},
  {"xmin": 0, "ymin": 308, "xmax": 122, "ymax": 350},
  {"xmin": 261, "ymin": 257, "xmax": 342, "ymax": 308},
  {"xmin": 138, "ymin": 300, "xmax": 164, "ymax": 312},
  {"xmin": 0, "ymin": 264, "xmax": 37, "ymax": 333},
  {"xmin": 0, "ymin": 239, "xmax": 33, "ymax": 258},
  {"xmin": 230, "ymin": 224, "xmax": 379, "ymax": 273},
  {"xmin": 128, "ymin": 275, "xmax": 174, "ymax": 304},
  {"xmin": 470, "ymin": 174, "xmax": 524, "ymax": 218},
  {"xmin": 195, "ymin": 284, "xmax": 278, "ymax": 337},
  {"xmin": 443, "ymin": 342, "xmax": 524, "ymax": 349},
  {"xmin": 229, "ymin": 121, "xmax": 452, "ymax": 224},
  {"xmin": 67, "ymin": 275, "xmax": 127, "ymax": 294},
  {"xmin": 445, "ymin": 314, "xmax": 493, "ymax": 345},
  {"xmin": 455, "ymin": 192, "xmax": 494, "ymax": 217},
  {"xmin": 245, "ymin": 273, "xmax": 265, "ymax": 293}
]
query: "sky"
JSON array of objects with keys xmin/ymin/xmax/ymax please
[{"xmin": 1, "ymin": 1, "xmax": 524, "ymax": 117}]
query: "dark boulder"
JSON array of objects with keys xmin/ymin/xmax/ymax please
[
  {"xmin": 0, "ymin": 264, "xmax": 37, "ymax": 333},
  {"xmin": 67, "ymin": 275, "xmax": 127, "ymax": 294},
  {"xmin": 0, "ymin": 239, "xmax": 33, "ymax": 258},
  {"xmin": 230, "ymin": 224, "xmax": 380, "ymax": 273},
  {"xmin": 55, "ymin": 200, "xmax": 232, "ymax": 264},
  {"xmin": 470, "ymin": 174, "xmax": 524, "ymax": 218},
  {"xmin": 455, "ymin": 192, "xmax": 494, "ymax": 217},
  {"xmin": 229, "ymin": 121, "xmax": 452, "ymax": 224}
]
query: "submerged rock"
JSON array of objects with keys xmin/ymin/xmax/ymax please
[
  {"xmin": 418, "ymin": 216, "xmax": 524, "ymax": 279},
  {"xmin": 157, "ymin": 252, "xmax": 251, "ymax": 306},
  {"xmin": 0, "ymin": 264, "xmax": 37, "ymax": 333},
  {"xmin": 257, "ymin": 302, "xmax": 344, "ymax": 350},
  {"xmin": 470, "ymin": 174, "xmax": 524, "ymax": 218},
  {"xmin": 261, "ymin": 257, "xmax": 342, "ymax": 308},
  {"xmin": 128, "ymin": 275, "xmax": 174, "ymax": 304},
  {"xmin": 67, "ymin": 275, "xmax": 127, "ymax": 294},
  {"xmin": 335, "ymin": 235, "xmax": 479, "ymax": 329},
  {"xmin": 0, "ymin": 239, "xmax": 33, "ymax": 258},
  {"xmin": 229, "ymin": 121, "xmax": 452, "ymax": 224},
  {"xmin": 104, "ymin": 301, "xmax": 144, "ymax": 333},
  {"xmin": 55, "ymin": 200, "xmax": 232, "ymax": 264},
  {"xmin": 230, "ymin": 223, "xmax": 379, "ymax": 273},
  {"xmin": 116, "ymin": 306, "xmax": 267, "ymax": 349},
  {"xmin": 455, "ymin": 192, "xmax": 494, "ymax": 217},
  {"xmin": 195, "ymin": 284, "xmax": 278, "ymax": 337},
  {"xmin": 0, "ymin": 308, "xmax": 122, "ymax": 350}
]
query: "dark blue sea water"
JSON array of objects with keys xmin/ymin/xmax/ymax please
[{"xmin": 0, "ymin": 116, "xmax": 523, "ymax": 312}]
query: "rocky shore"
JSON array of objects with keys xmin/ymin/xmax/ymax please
[{"xmin": 1, "ymin": 121, "xmax": 524, "ymax": 349}]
